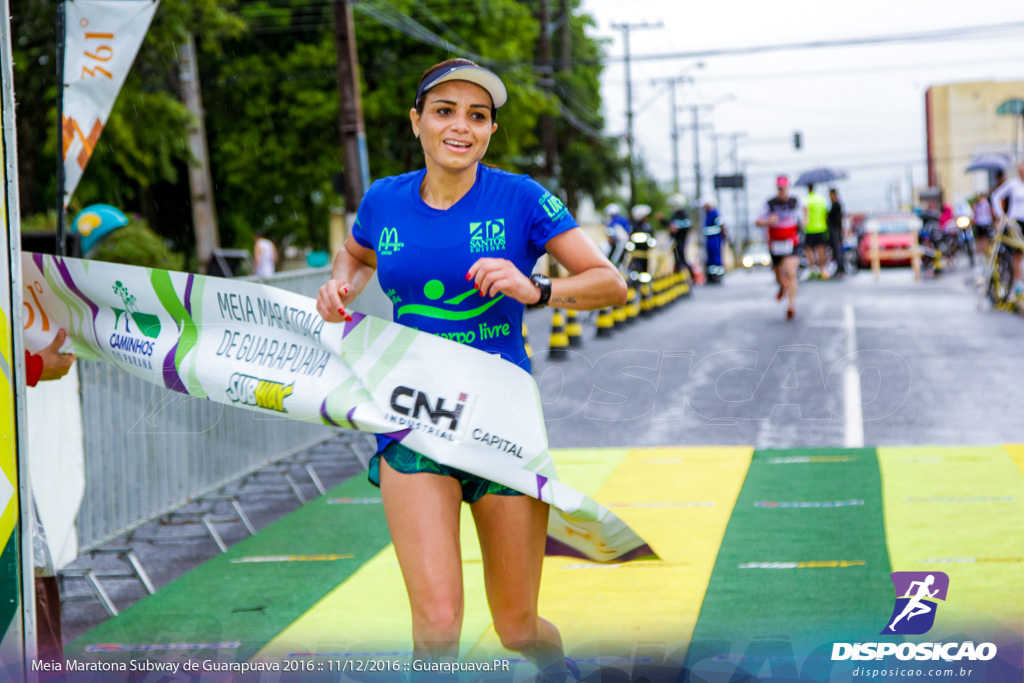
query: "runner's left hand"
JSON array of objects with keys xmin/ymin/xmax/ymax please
[{"xmin": 467, "ymin": 258, "xmax": 540, "ymax": 305}]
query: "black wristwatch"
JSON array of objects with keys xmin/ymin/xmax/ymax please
[{"xmin": 529, "ymin": 273, "xmax": 552, "ymax": 308}]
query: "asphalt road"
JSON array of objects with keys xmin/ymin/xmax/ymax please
[{"xmin": 525, "ymin": 265, "xmax": 1024, "ymax": 449}]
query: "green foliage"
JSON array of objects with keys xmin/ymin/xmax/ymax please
[
  {"xmin": 11, "ymin": 0, "xmax": 628, "ymax": 264},
  {"xmin": 633, "ymin": 159, "xmax": 670, "ymax": 218},
  {"xmin": 90, "ymin": 220, "xmax": 185, "ymax": 271},
  {"xmin": 20, "ymin": 211, "xmax": 58, "ymax": 233}
]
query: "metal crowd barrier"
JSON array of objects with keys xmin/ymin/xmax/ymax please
[{"xmin": 75, "ymin": 266, "xmax": 340, "ymax": 551}]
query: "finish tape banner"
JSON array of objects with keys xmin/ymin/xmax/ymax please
[{"xmin": 22, "ymin": 254, "xmax": 655, "ymax": 563}]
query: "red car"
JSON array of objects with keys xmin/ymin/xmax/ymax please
[{"xmin": 858, "ymin": 213, "xmax": 923, "ymax": 267}]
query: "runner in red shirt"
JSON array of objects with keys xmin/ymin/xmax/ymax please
[{"xmin": 755, "ymin": 176, "xmax": 801, "ymax": 320}]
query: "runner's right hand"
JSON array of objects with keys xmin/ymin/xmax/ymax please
[{"xmin": 317, "ymin": 279, "xmax": 354, "ymax": 323}]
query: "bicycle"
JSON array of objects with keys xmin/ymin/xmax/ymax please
[{"xmin": 981, "ymin": 217, "xmax": 1024, "ymax": 311}]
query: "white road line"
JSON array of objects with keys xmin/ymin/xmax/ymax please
[{"xmin": 844, "ymin": 302, "xmax": 864, "ymax": 448}]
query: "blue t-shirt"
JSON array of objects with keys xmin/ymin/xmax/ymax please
[{"xmin": 352, "ymin": 164, "xmax": 577, "ymax": 371}]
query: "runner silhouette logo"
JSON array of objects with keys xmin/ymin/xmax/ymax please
[{"xmin": 882, "ymin": 572, "xmax": 949, "ymax": 635}]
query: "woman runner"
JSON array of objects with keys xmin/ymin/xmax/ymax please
[{"xmin": 316, "ymin": 58, "xmax": 626, "ymax": 679}]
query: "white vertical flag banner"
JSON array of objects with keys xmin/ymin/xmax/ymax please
[{"xmin": 62, "ymin": 0, "xmax": 159, "ymax": 207}]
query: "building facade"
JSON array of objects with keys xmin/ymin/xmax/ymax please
[{"xmin": 926, "ymin": 79, "xmax": 1024, "ymax": 204}]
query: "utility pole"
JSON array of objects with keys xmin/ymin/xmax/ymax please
[
  {"xmin": 538, "ymin": 0, "xmax": 557, "ymax": 181},
  {"xmin": 728, "ymin": 133, "xmax": 748, "ymax": 244},
  {"xmin": 611, "ymin": 20, "xmax": 661, "ymax": 208},
  {"xmin": 711, "ymin": 128, "xmax": 723, "ymax": 210},
  {"xmin": 649, "ymin": 75, "xmax": 693, "ymax": 194},
  {"xmin": 178, "ymin": 34, "xmax": 219, "ymax": 274},
  {"xmin": 333, "ymin": 0, "xmax": 370, "ymax": 256},
  {"xmin": 689, "ymin": 104, "xmax": 713, "ymax": 205}
]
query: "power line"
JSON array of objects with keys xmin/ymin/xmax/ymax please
[
  {"xmin": 682, "ymin": 54, "xmax": 1024, "ymax": 84},
  {"xmin": 587, "ymin": 21, "xmax": 1024, "ymax": 65}
]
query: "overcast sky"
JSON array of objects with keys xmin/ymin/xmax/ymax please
[{"xmin": 579, "ymin": 0, "xmax": 1024, "ymax": 221}]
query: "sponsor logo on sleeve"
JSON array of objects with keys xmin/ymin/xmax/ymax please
[{"xmin": 539, "ymin": 192, "xmax": 568, "ymax": 221}]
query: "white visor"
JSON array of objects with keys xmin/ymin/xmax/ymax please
[{"xmin": 416, "ymin": 64, "xmax": 508, "ymax": 109}]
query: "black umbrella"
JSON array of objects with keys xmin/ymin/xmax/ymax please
[
  {"xmin": 964, "ymin": 155, "xmax": 1010, "ymax": 173},
  {"xmin": 794, "ymin": 167, "xmax": 848, "ymax": 186}
]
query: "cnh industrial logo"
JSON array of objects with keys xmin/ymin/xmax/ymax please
[{"xmin": 832, "ymin": 572, "xmax": 998, "ymax": 662}]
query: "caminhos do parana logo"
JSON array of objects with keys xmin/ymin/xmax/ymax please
[
  {"xmin": 470, "ymin": 219, "xmax": 506, "ymax": 253},
  {"xmin": 112, "ymin": 281, "xmax": 161, "ymax": 338},
  {"xmin": 225, "ymin": 372, "xmax": 294, "ymax": 413},
  {"xmin": 378, "ymin": 227, "xmax": 404, "ymax": 256},
  {"xmin": 108, "ymin": 281, "xmax": 160, "ymax": 370}
]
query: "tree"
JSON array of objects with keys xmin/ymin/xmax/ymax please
[{"xmin": 12, "ymin": 0, "xmax": 627, "ymax": 265}]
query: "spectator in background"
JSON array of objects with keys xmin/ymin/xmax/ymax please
[
  {"xmin": 803, "ymin": 183, "xmax": 830, "ymax": 279},
  {"xmin": 25, "ymin": 328, "xmax": 75, "ymax": 387},
  {"xmin": 629, "ymin": 204, "xmax": 655, "ymax": 276},
  {"xmin": 701, "ymin": 197, "xmax": 726, "ymax": 284},
  {"xmin": 828, "ymin": 188, "xmax": 846, "ymax": 278},
  {"xmin": 25, "ymin": 328, "xmax": 76, "ymax": 666},
  {"xmin": 973, "ymin": 193, "xmax": 993, "ymax": 260},
  {"xmin": 663, "ymin": 194, "xmax": 693, "ymax": 281},
  {"xmin": 253, "ymin": 230, "xmax": 278, "ymax": 278},
  {"xmin": 602, "ymin": 203, "xmax": 631, "ymax": 269},
  {"xmin": 991, "ymin": 161, "xmax": 1024, "ymax": 296},
  {"xmin": 993, "ymin": 169, "xmax": 1009, "ymax": 214}
]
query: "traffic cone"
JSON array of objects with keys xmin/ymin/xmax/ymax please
[
  {"xmin": 547, "ymin": 309, "xmax": 569, "ymax": 360},
  {"xmin": 680, "ymin": 269, "xmax": 692, "ymax": 297},
  {"xmin": 640, "ymin": 276, "xmax": 654, "ymax": 317},
  {"xmin": 566, "ymin": 310, "xmax": 583, "ymax": 347},
  {"xmin": 522, "ymin": 321, "xmax": 532, "ymax": 358},
  {"xmin": 625, "ymin": 285, "xmax": 640, "ymax": 323},
  {"xmin": 596, "ymin": 307, "xmax": 615, "ymax": 337}
]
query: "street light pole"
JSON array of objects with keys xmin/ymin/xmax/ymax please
[
  {"xmin": 692, "ymin": 105, "xmax": 703, "ymax": 204},
  {"xmin": 612, "ymin": 20, "xmax": 661, "ymax": 208},
  {"xmin": 650, "ymin": 62, "xmax": 703, "ymax": 195},
  {"xmin": 689, "ymin": 95, "xmax": 733, "ymax": 206}
]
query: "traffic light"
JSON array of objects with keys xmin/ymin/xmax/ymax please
[{"xmin": 794, "ymin": 131, "xmax": 802, "ymax": 150}]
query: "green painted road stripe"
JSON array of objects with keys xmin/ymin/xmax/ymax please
[
  {"xmin": 688, "ymin": 448, "xmax": 894, "ymax": 675},
  {"xmin": 257, "ymin": 448, "xmax": 631, "ymax": 661},
  {"xmin": 66, "ymin": 474, "xmax": 391, "ymax": 663}
]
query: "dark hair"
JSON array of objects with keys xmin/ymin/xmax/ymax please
[{"xmin": 415, "ymin": 58, "xmax": 497, "ymax": 121}]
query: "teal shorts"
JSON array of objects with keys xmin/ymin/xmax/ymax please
[{"xmin": 368, "ymin": 442, "xmax": 524, "ymax": 504}]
